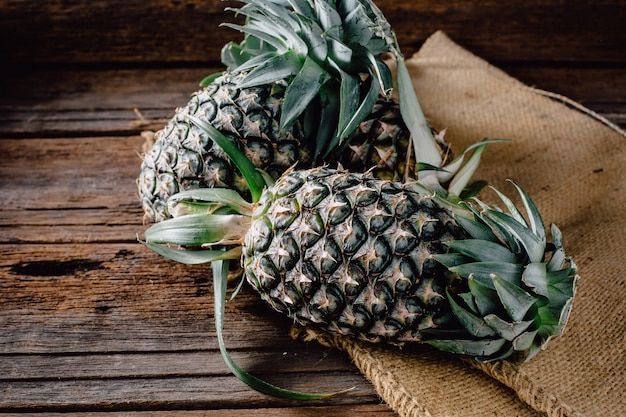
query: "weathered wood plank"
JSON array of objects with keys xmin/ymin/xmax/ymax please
[
  {"xmin": 0, "ymin": 242, "xmax": 293, "ymax": 352},
  {"xmin": 1, "ymin": 66, "xmax": 624, "ymax": 138},
  {"xmin": 0, "ymin": 405, "xmax": 397, "ymax": 416},
  {"xmin": 0, "ymin": 208, "xmax": 143, "ymax": 244},
  {"xmin": 0, "ymin": 136, "xmax": 143, "ymax": 211},
  {"xmin": 0, "ymin": 241, "xmax": 394, "ymax": 410},
  {"xmin": 0, "ymin": 350, "xmax": 356, "ymax": 380},
  {"xmin": 0, "ymin": 243, "xmax": 408, "ymax": 360},
  {"xmin": 0, "ymin": 373, "xmax": 378, "ymax": 411},
  {"xmin": 0, "ymin": 67, "xmax": 211, "ymax": 137},
  {"xmin": 0, "ymin": 240, "xmax": 390, "ymax": 412},
  {"xmin": 1, "ymin": 0, "xmax": 625, "ymax": 66},
  {"xmin": 1, "ymin": 224, "xmax": 140, "ymax": 244}
]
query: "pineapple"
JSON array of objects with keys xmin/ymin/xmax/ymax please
[
  {"xmin": 139, "ymin": 0, "xmax": 578, "ymax": 399},
  {"xmin": 146, "ymin": 165, "xmax": 578, "ymax": 361},
  {"xmin": 142, "ymin": 118, "xmax": 578, "ymax": 397},
  {"xmin": 138, "ymin": 0, "xmax": 449, "ymax": 223}
]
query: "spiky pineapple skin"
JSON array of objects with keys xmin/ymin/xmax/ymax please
[
  {"xmin": 137, "ymin": 76, "xmax": 455, "ymax": 224},
  {"xmin": 333, "ymin": 98, "xmax": 453, "ymax": 182},
  {"xmin": 138, "ymin": 72, "xmax": 313, "ymax": 223},
  {"xmin": 242, "ymin": 167, "xmax": 467, "ymax": 344}
]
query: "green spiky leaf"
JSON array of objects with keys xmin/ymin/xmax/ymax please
[
  {"xmin": 221, "ymin": 22, "xmax": 288, "ymax": 53},
  {"xmin": 425, "ymin": 337, "xmax": 507, "ymax": 357},
  {"xmin": 186, "ymin": 115, "xmax": 266, "ymax": 202},
  {"xmin": 547, "ymin": 245, "xmax": 566, "ymax": 272},
  {"xmin": 334, "ymin": 67, "xmax": 360, "ymax": 141},
  {"xmin": 287, "ymin": 0, "xmax": 315, "ymax": 19},
  {"xmin": 200, "ymin": 71, "xmax": 224, "ymax": 88},
  {"xmin": 328, "ymin": 38, "xmax": 353, "ymax": 68},
  {"xmin": 447, "ymin": 142, "xmax": 488, "ymax": 197},
  {"xmin": 451, "ymin": 262, "xmax": 523, "ymax": 288},
  {"xmin": 432, "ymin": 253, "xmax": 474, "ymax": 268},
  {"xmin": 448, "ymin": 290, "xmax": 498, "ymax": 338},
  {"xmin": 512, "ymin": 329, "xmax": 538, "ymax": 351},
  {"xmin": 396, "ymin": 59, "xmax": 441, "ymax": 170},
  {"xmin": 315, "ymin": 0, "xmax": 343, "ymax": 36},
  {"xmin": 167, "ymin": 188, "xmax": 252, "ymax": 216},
  {"xmin": 474, "ymin": 210, "xmax": 522, "ymax": 256},
  {"xmin": 296, "ymin": 14, "xmax": 328, "ymax": 64},
  {"xmin": 459, "ymin": 180, "xmax": 489, "ymax": 201},
  {"xmin": 367, "ymin": 53, "xmax": 393, "ymax": 97},
  {"xmin": 454, "ymin": 214, "xmax": 498, "ymax": 242},
  {"xmin": 142, "ymin": 244, "xmax": 242, "ymax": 265},
  {"xmin": 313, "ymin": 85, "xmax": 340, "ymax": 160},
  {"xmin": 458, "ymin": 292, "xmax": 481, "ymax": 315},
  {"xmin": 468, "ymin": 277, "xmax": 502, "ymax": 317},
  {"xmin": 492, "ymin": 274, "xmax": 538, "ymax": 322},
  {"xmin": 335, "ymin": 72, "xmax": 380, "ymax": 147},
  {"xmin": 212, "ymin": 259, "xmax": 347, "ymax": 399},
  {"xmin": 439, "ymin": 139, "xmax": 509, "ymax": 193},
  {"xmin": 341, "ymin": 1, "xmax": 376, "ymax": 46},
  {"xmin": 280, "ymin": 56, "xmax": 331, "ymax": 131},
  {"xmin": 483, "ymin": 314, "xmax": 534, "ymax": 341},
  {"xmin": 237, "ymin": 51, "xmax": 301, "ymax": 88},
  {"xmin": 446, "ymin": 239, "xmax": 518, "ymax": 264},
  {"xmin": 522, "ymin": 262, "xmax": 549, "ymax": 298},
  {"xmin": 230, "ymin": 51, "xmax": 281, "ymax": 74},
  {"xmin": 144, "ymin": 214, "xmax": 248, "ymax": 247},
  {"xmin": 488, "ymin": 185, "xmax": 529, "ymax": 228},
  {"xmin": 510, "ymin": 181, "xmax": 546, "ymax": 241},
  {"xmin": 487, "ymin": 209, "xmax": 545, "ymax": 263}
]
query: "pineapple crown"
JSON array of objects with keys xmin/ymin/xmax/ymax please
[
  {"xmin": 417, "ymin": 182, "xmax": 579, "ymax": 361},
  {"xmin": 209, "ymin": 0, "xmax": 443, "ymax": 171}
]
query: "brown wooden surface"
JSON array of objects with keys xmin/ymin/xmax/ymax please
[
  {"xmin": 1, "ymin": 0, "xmax": 625, "ymax": 416},
  {"xmin": 2, "ymin": 0, "xmax": 625, "ymax": 65}
]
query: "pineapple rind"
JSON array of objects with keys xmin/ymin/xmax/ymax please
[{"xmin": 242, "ymin": 168, "xmax": 466, "ymax": 346}]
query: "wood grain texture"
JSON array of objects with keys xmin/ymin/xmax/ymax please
[
  {"xmin": 1, "ymin": 0, "xmax": 625, "ymax": 66},
  {"xmin": 1, "ymin": 66, "xmax": 624, "ymax": 139},
  {"xmin": 1, "ymin": 1, "xmax": 624, "ymax": 415},
  {"xmin": 0, "ymin": 406, "xmax": 396, "ymax": 416}
]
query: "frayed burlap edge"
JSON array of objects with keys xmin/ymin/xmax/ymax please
[
  {"xmin": 292, "ymin": 326, "xmax": 546, "ymax": 417},
  {"xmin": 292, "ymin": 327, "xmax": 437, "ymax": 417},
  {"xmin": 464, "ymin": 360, "xmax": 579, "ymax": 417}
]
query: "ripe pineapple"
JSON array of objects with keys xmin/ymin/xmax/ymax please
[
  {"xmin": 145, "ymin": 164, "xmax": 578, "ymax": 362},
  {"xmin": 138, "ymin": 0, "xmax": 449, "ymax": 222}
]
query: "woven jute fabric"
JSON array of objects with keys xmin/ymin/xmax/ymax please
[{"xmin": 302, "ymin": 31, "xmax": 626, "ymax": 417}]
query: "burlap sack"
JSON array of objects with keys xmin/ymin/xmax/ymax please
[{"xmin": 302, "ymin": 31, "xmax": 625, "ymax": 417}]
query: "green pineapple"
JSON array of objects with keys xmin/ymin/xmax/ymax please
[
  {"xmin": 138, "ymin": 0, "xmax": 449, "ymax": 222},
  {"xmin": 139, "ymin": 0, "xmax": 578, "ymax": 399},
  {"xmin": 146, "ymin": 164, "xmax": 577, "ymax": 361},
  {"xmin": 142, "ymin": 117, "xmax": 578, "ymax": 397}
]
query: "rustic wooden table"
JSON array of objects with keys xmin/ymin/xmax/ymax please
[{"xmin": 1, "ymin": 1, "xmax": 624, "ymax": 416}]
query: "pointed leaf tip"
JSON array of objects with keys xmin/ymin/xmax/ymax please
[
  {"xmin": 212, "ymin": 259, "xmax": 350, "ymax": 399},
  {"xmin": 492, "ymin": 274, "xmax": 537, "ymax": 322}
]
